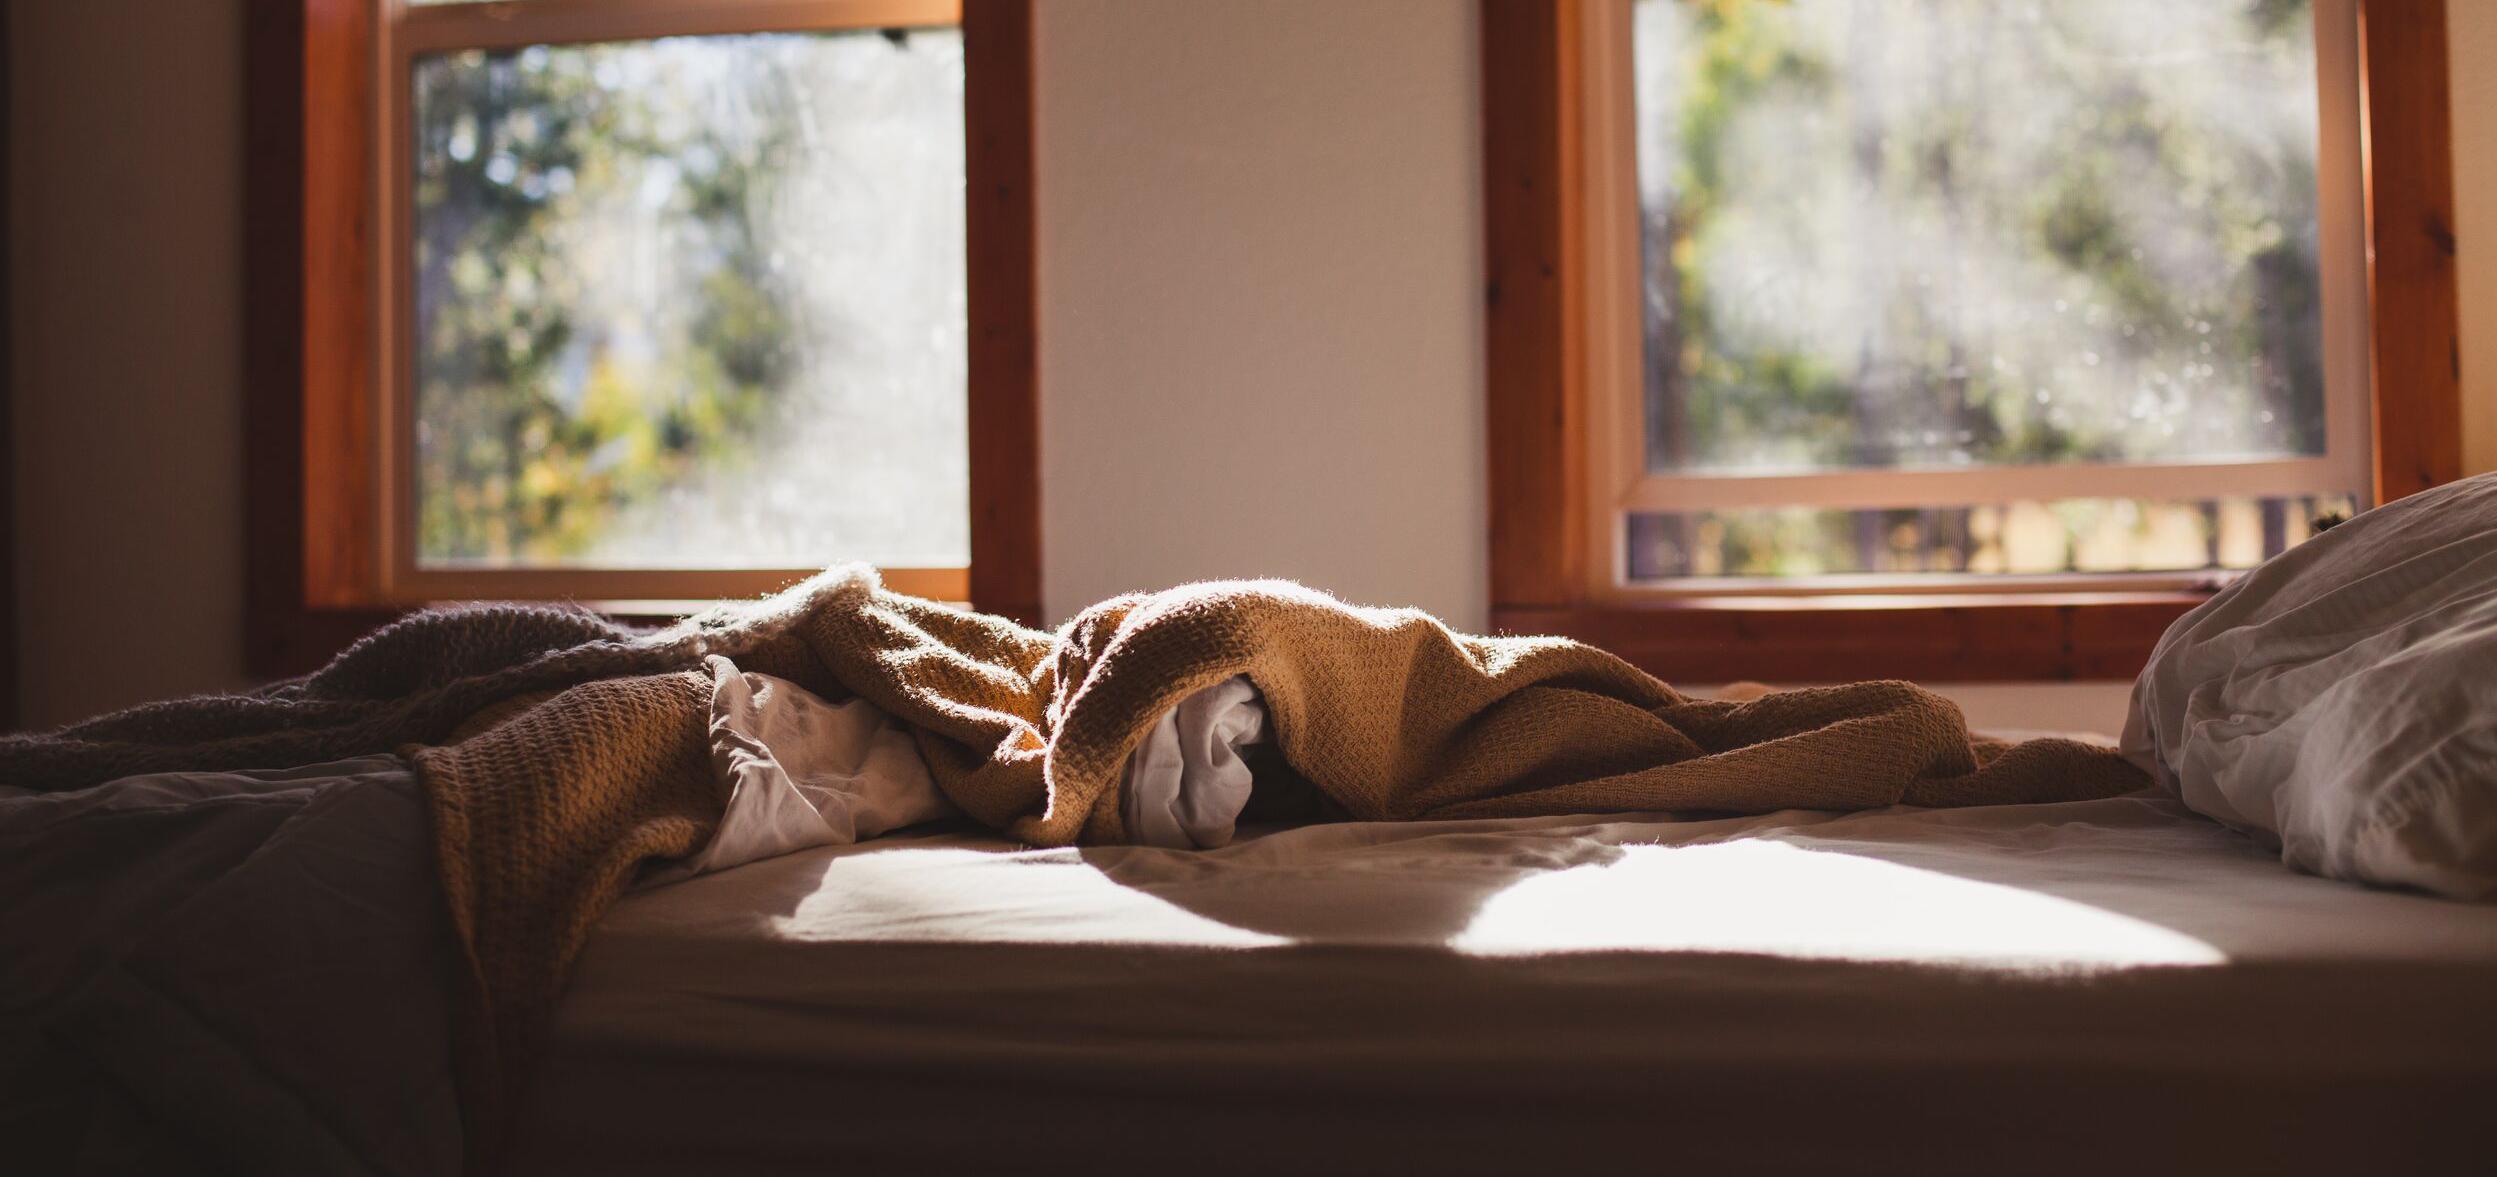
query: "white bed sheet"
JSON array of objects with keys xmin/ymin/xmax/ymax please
[{"xmin": 519, "ymin": 793, "xmax": 2497, "ymax": 1175}]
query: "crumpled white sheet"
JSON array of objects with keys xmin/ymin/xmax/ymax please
[
  {"xmin": 648, "ymin": 661, "xmax": 1269, "ymax": 884},
  {"xmin": 642, "ymin": 656, "xmax": 959, "ymax": 886},
  {"xmin": 1120, "ymin": 674, "xmax": 1265, "ymax": 849},
  {"xmin": 2123, "ymin": 472, "xmax": 2497, "ymax": 900}
]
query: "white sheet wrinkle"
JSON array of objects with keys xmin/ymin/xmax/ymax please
[
  {"xmin": 643, "ymin": 655, "xmax": 956, "ymax": 885},
  {"xmin": 1119, "ymin": 674, "xmax": 1267, "ymax": 849},
  {"xmin": 2125, "ymin": 471, "xmax": 2497, "ymax": 899}
]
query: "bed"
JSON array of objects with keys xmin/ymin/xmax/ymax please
[
  {"xmin": 14, "ymin": 541, "xmax": 2497, "ymax": 1176},
  {"xmin": 516, "ymin": 791, "xmax": 2497, "ymax": 1175}
]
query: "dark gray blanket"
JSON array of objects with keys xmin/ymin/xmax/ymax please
[
  {"xmin": 0, "ymin": 605, "xmax": 663, "ymax": 794},
  {"xmin": 0, "ymin": 587, "xmax": 864, "ymax": 796},
  {"xmin": 1, "ymin": 758, "xmax": 462, "ymax": 1177},
  {"xmin": 0, "ymin": 580, "xmax": 877, "ymax": 1175}
]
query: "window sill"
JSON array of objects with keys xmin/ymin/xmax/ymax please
[{"xmin": 1489, "ymin": 592, "xmax": 2201, "ymax": 685}]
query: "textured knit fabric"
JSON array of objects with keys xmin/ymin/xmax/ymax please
[
  {"xmin": 3, "ymin": 566, "xmax": 2149, "ymax": 1162},
  {"xmin": 2, "ymin": 607, "xmax": 696, "ymax": 792}
]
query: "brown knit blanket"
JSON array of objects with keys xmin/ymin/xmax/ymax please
[{"xmin": 5, "ymin": 566, "xmax": 2148, "ymax": 1159}]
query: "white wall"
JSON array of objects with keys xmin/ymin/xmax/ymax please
[
  {"xmin": 1033, "ymin": 0, "xmax": 1486, "ymax": 628},
  {"xmin": 10, "ymin": 0, "xmax": 248, "ymax": 729},
  {"xmin": 11, "ymin": 0, "xmax": 2497, "ymax": 732}
]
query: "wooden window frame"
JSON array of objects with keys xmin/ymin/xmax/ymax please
[
  {"xmin": 1483, "ymin": 0, "xmax": 2464, "ymax": 684},
  {"xmin": 245, "ymin": 0, "xmax": 1039, "ymax": 678},
  {"xmin": 1, "ymin": 10, "xmax": 14, "ymax": 729}
]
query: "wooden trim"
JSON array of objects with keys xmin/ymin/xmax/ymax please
[
  {"xmin": 1493, "ymin": 596, "xmax": 2194, "ymax": 686},
  {"xmin": 300, "ymin": 0, "xmax": 379, "ymax": 610},
  {"xmin": 2359, "ymin": 0, "xmax": 2465, "ymax": 503},
  {"xmin": 249, "ymin": 0, "xmax": 1043, "ymax": 677},
  {"xmin": 1608, "ymin": 456, "xmax": 2360, "ymax": 515},
  {"xmin": 1481, "ymin": 0, "xmax": 2466, "ymax": 683},
  {"xmin": 251, "ymin": 0, "xmax": 394, "ymax": 677},
  {"xmin": 377, "ymin": 565, "xmax": 966, "ymax": 604},
  {"xmin": 1, "ymin": 7, "xmax": 16, "ymax": 728},
  {"xmin": 1482, "ymin": 0, "xmax": 1586, "ymax": 610},
  {"xmin": 964, "ymin": 0, "xmax": 1043, "ymax": 626},
  {"xmin": 393, "ymin": 0, "xmax": 960, "ymax": 55}
]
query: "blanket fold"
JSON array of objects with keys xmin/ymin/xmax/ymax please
[{"xmin": 4, "ymin": 565, "xmax": 2148, "ymax": 1166}]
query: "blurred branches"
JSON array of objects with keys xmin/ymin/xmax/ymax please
[
  {"xmin": 412, "ymin": 38, "xmax": 801, "ymax": 563},
  {"xmin": 1631, "ymin": 0, "xmax": 2328, "ymax": 578}
]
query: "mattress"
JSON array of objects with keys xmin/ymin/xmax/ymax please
[{"xmin": 515, "ymin": 792, "xmax": 2497, "ymax": 1175}]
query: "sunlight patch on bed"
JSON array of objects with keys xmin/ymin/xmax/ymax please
[
  {"xmin": 1448, "ymin": 840, "xmax": 2227, "ymax": 970},
  {"xmin": 771, "ymin": 847, "xmax": 1290, "ymax": 948}
]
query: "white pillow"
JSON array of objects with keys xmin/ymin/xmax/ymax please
[{"xmin": 2122, "ymin": 473, "xmax": 2497, "ymax": 900}]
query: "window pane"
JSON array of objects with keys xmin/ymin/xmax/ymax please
[
  {"xmin": 1626, "ymin": 495, "xmax": 2356, "ymax": 581},
  {"xmin": 1633, "ymin": 0, "xmax": 2326, "ymax": 475},
  {"xmin": 412, "ymin": 29, "xmax": 966, "ymax": 570}
]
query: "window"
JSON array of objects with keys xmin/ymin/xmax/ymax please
[
  {"xmin": 406, "ymin": 27, "xmax": 968, "ymax": 576},
  {"xmin": 250, "ymin": 0, "xmax": 1037, "ymax": 674},
  {"xmin": 1483, "ymin": 0, "xmax": 2460, "ymax": 680},
  {"xmin": 1609, "ymin": 0, "xmax": 2366, "ymax": 589}
]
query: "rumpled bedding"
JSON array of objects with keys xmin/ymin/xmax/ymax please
[
  {"xmin": 2125, "ymin": 471, "xmax": 2497, "ymax": 898},
  {"xmin": 0, "ymin": 671, "xmax": 1268, "ymax": 1177},
  {"xmin": 2, "ymin": 570, "xmax": 2150, "ymax": 1175},
  {"xmin": 0, "ymin": 758, "xmax": 463, "ymax": 1177},
  {"xmin": 641, "ymin": 655, "xmax": 957, "ymax": 887},
  {"xmin": 1120, "ymin": 674, "xmax": 1267, "ymax": 850},
  {"xmin": 648, "ymin": 661, "xmax": 1269, "ymax": 890}
]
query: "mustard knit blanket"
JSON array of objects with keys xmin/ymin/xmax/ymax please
[{"xmin": 3, "ymin": 566, "xmax": 2149, "ymax": 1159}]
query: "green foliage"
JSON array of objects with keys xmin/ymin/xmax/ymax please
[
  {"xmin": 412, "ymin": 39, "xmax": 802, "ymax": 564},
  {"xmin": 1634, "ymin": 0, "xmax": 2326, "ymax": 577}
]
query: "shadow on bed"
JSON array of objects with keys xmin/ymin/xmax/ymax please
[{"xmin": 1075, "ymin": 834, "xmax": 1631, "ymax": 944}]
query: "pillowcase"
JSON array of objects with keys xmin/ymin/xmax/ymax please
[{"xmin": 2122, "ymin": 472, "xmax": 2497, "ymax": 900}]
